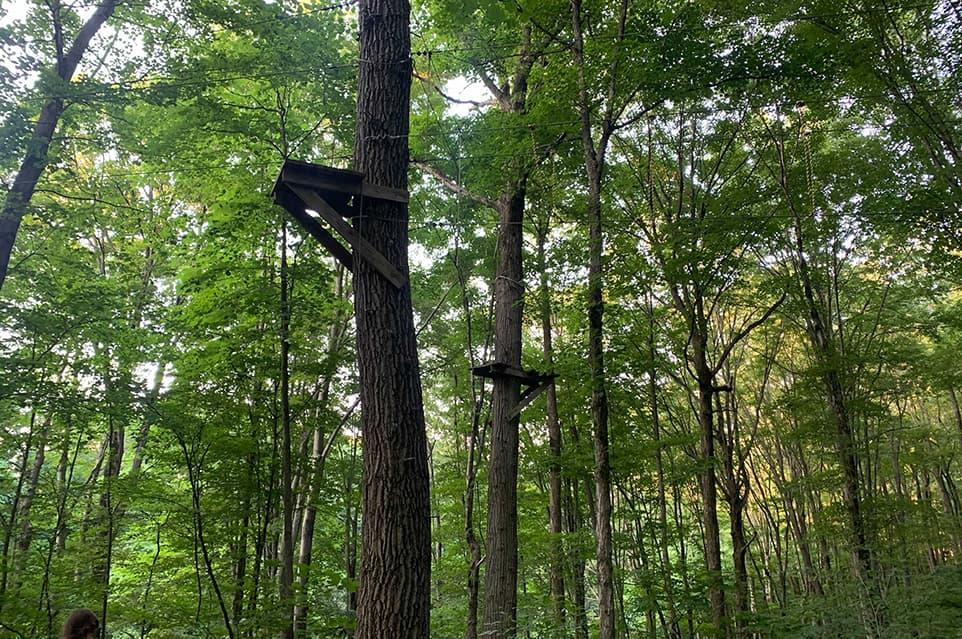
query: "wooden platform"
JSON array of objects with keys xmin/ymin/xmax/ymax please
[
  {"xmin": 471, "ymin": 361, "xmax": 556, "ymax": 418},
  {"xmin": 272, "ymin": 160, "xmax": 409, "ymax": 289}
]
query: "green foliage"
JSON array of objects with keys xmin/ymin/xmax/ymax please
[{"xmin": 1, "ymin": 1, "xmax": 962, "ymax": 638}]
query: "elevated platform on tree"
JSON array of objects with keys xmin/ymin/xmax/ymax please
[
  {"xmin": 471, "ymin": 361, "xmax": 556, "ymax": 418},
  {"xmin": 272, "ymin": 159, "xmax": 408, "ymax": 289}
]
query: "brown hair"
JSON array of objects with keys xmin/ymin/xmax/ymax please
[{"xmin": 61, "ymin": 608, "xmax": 99, "ymax": 639}]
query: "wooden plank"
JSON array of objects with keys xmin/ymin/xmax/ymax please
[
  {"xmin": 289, "ymin": 185, "xmax": 407, "ymax": 290},
  {"xmin": 280, "ymin": 160, "xmax": 409, "ymax": 204},
  {"xmin": 471, "ymin": 362, "xmax": 538, "ymax": 386},
  {"xmin": 471, "ymin": 361, "xmax": 548, "ymax": 384},
  {"xmin": 360, "ymin": 181, "xmax": 409, "ymax": 203},
  {"xmin": 274, "ymin": 185, "xmax": 353, "ymax": 270},
  {"xmin": 281, "ymin": 160, "xmax": 364, "ymax": 194}
]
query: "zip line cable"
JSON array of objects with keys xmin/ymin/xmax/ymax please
[
  {"xmin": 3, "ymin": 0, "xmax": 959, "ymax": 104},
  {"xmin": 6, "ymin": 112, "xmax": 960, "ymax": 188}
]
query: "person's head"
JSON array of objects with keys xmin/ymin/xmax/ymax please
[{"xmin": 62, "ymin": 608, "xmax": 99, "ymax": 639}]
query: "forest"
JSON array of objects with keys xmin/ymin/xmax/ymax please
[{"xmin": 1, "ymin": 0, "xmax": 961, "ymax": 637}]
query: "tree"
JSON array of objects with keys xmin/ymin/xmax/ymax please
[
  {"xmin": 568, "ymin": 1, "xmax": 635, "ymax": 634},
  {"xmin": 0, "ymin": 0, "xmax": 119, "ymax": 290},
  {"xmin": 352, "ymin": 0, "xmax": 432, "ymax": 637},
  {"xmin": 412, "ymin": 4, "xmax": 564, "ymax": 634}
]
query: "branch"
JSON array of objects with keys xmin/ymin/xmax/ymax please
[
  {"xmin": 476, "ymin": 67, "xmax": 510, "ymax": 110},
  {"xmin": 60, "ymin": 0, "xmax": 119, "ymax": 81},
  {"xmin": 415, "ymin": 73, "xmax": 494, "ymax": 109},
  {"xmin": 413, "ymin": 160, "xmax": 498, "ymax": 210},
  {"xmin": 712, "ymin": 292, "xmax": 787, "ymax": 376},
  {"xmin": 530, "ymin": 133, "xmax": 567, "ymax": 171}
]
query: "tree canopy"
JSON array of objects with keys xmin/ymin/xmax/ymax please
[{"xmin": 1, "ymin": 0, "xmax": 961, "ymax": 638}]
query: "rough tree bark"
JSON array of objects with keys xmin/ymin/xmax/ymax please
[
  {"xmin": 352, "ymin": 1, "xmax": 431, "ymax": 637},
  {"xmin": 415, "ymin": 20, "xmax": 548, "ymax": 638},
  {"xmin": 482, "ymin": 184, "xmax": 526, "ymax": 638}
]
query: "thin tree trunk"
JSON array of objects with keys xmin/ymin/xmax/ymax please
[
  {"xmin": 233, "ymin": 478, "xmax": 252, "ymax": 626},
  {"xmin": 569, "ymin": 1, "xmax": 629, "ymax": 634},
  {"xmin": 565, "ymin": 477, "xmax": 589, "ymax": 639},
  {"xmin": 694, "ymin": 335, "xmax": 728, "ymax": 636},
  {"xmin": 949, "ymin": 387, "xmax": 962, "ymax": 452},
  {"xmin": 536, "ymin": 224, "xmax": 565, "ymax": 628},
  {"xmin": 455, "ymin": 229, "xmax": 487, "ymax": 639},
  {"xmin": 0, "ymin": 408, "xmax": 40, "ymax": 613},
  {"xmin": 9, "ymin": 415, "xmax": 53, "ymax": 596},
  {"xmin": 97, "ymin": 408, "xmax": 124, "ymax": 639},
  {"xmin": 464, "ymin": 414, "xmax": 483, "ymax": 639},
  {"xmin": 178, "ymin": 436, "xmax": 235, "ymax": 639},
  {"xmin": 716, "ymin": 390, "xmax": 750, "ymax": 636},
  {"xmin": 769, "ymin": 121, "xmax": 874, "ymax": 586},
  {"xmin": 344, "ymin": 439, "xmax": 359, "ymax": 624},
  {"xmin": 646, "ymin": 292, "xmax": 681, "ymax": 639},
  {"xmin": 278, "ymin": 220, "xmax": 294, "ymax": 639},
  {"xmin": 293, "ymin": 268, "xmax": 348, "ymax": 637}
]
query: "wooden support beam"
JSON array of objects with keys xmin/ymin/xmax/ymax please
[
  {"xmin": 288, "ymin": 184, "xmax": 407, "ymax": 290},
  {"xmin": 509, "ymin": 378, "xmax": 555, "ymax": 419},
  {"xmin": 471, "ymin": 361, "xmax": 556, "ymax": 418},
  {"xmin": 274, "ymin": 184, "xmax": 354, "ymax": 270},
  {"xmin": 359, "ymin": 181, "xmax": 410, "ymax": 204}
]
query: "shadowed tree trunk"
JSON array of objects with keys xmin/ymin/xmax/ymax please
[
  {"xmin": 352, "ymin": 0, "xmax": 431, "ymax": 636},
  {"xmin": 278, "ymin": 220, "xmax": 294, "ymax": 639},
  {"xmin": 483, "ymin": 184, "xmax": 526, "ymax": 638},
  {"xmin": 413, "ymin": 20, "xmax": 552, "ymax": 638},
  {"xmin": 569, "ymin": 1, "xmax": 637, "ymax": 632},
  {"xmin": 765, "ymin": 118, "xmax": 876, "ymax": 594}
]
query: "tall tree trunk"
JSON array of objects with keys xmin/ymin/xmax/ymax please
[
  {"xmin": 9, "ymin": 415, "xmax": 52, "ymax": 596},
  {"xmin": 278, "ymin": 221, "xmax": 294, "ymax": 639},
  {"xmin": 96, "ymin": 408, "xmax": 124, "ymax": 639},
  {"xmin": 646, "ymin": 292, "xmax": 681, "ymax": 639},
  {"xmin": 716, "ymin": 385, "xmax": 752, "ymax": 635},
  {"xmin": 293, "ymin": 269, "xmax": 348, "ymax": 637},
  {"xmin": 177, "ymin": 434, "xmax": 235, "ymax": 639},
  {"xmin": 949, "ymin": 387, "xmax": 962, "ymax": 452},
  {"xmin": 0, "ymin": 0, "xmax": 118, "ymax": 290},
  {"xmin": 536, "ymin": 224, "xmax": 566, "ymax": 628},
  {"xmin": 414, "ymin": 25, "xmax": 540, "ymax": 639},
  {"xmin": 0, "ymin": 409, "xmax": 50, "ymax": 609},
  {"xmin": 568, "ymin": 2, "xmax": 629, "ymax": 634},
  {"xmin": 233, "ymin": 478, "xmax": 252, "ymax": 626},
  {"xmin": 771, "ymin": 120, "xmax": 874, "ymax": 586},
  {"xmin": 454, "ymin": 229, "xmax": 487, "ymax": 639},
  {"xmin": 352, "ymin": 1, "xmax": 431, "ymax": 636},
  {"xmin": 565, "ymin": 477, "xmax": 590, "ymax": 639},
  {"xmin": 482, "ymin": 185, "xmax": 526, "ymax": 638},
  {"xmin": 464, "ymin": 411, "xmax": 483, "ymax": 639},
  {"xmin": 344, "ymin": 439, "xmax": 360, "ymax": 624},
  {"xmin": 692, "ymin": 328, "xmax": 728, "ymax": 637}
]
